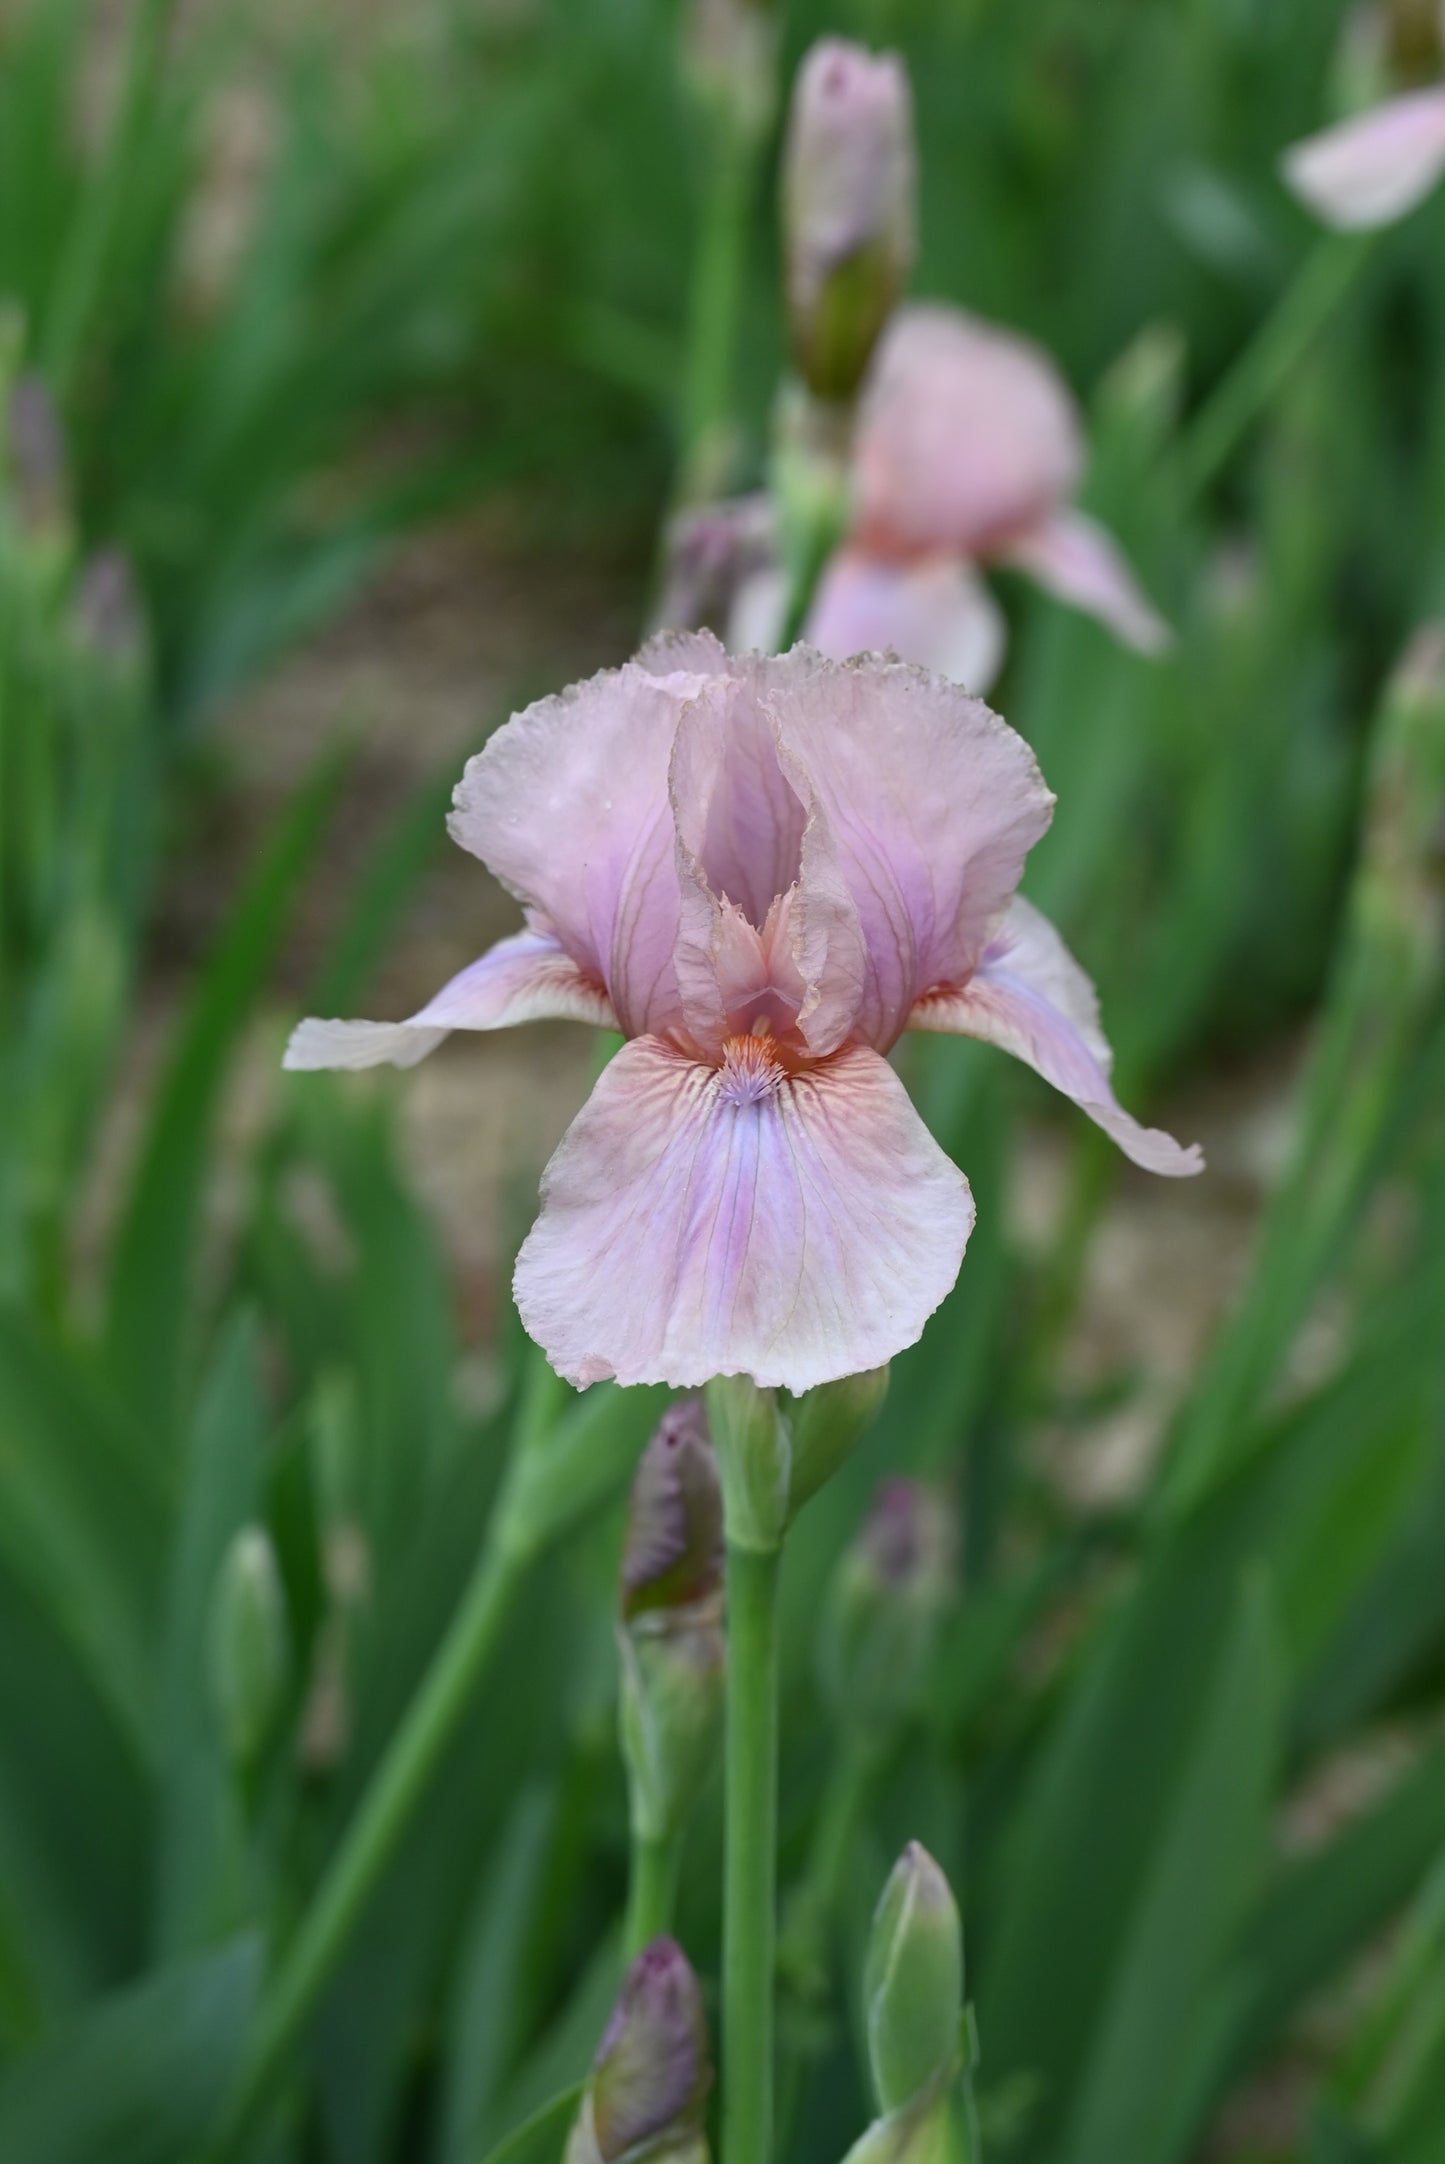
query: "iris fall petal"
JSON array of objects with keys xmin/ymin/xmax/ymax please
[
  {"xmin": 1001, "ymin": 508, "xmax": 1172, "ymax": 654},
  {"xmin": 513, "ymin": 1035, "xmax": 975, "ymax": 1391},
  {"xmin": 284, "ymin": 928, "xmax": 617, "ymax": 1071},
  {"xmin": 1283, "ymin": 86, "xmax": 1445, "ymax": 229},
  {"xmin": 909, "ymin": 897, "xmax": 1203, "ymax": 1177}
]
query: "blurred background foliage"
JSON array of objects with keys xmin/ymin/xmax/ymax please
[{"xmin": 0, "ymin": 1, "xmax": 1443, "ymax": 2162}]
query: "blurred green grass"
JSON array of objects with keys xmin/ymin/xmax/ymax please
[{"xmin": 0, "ymin": 2, "xmax": 1444, "ymax": 2162}]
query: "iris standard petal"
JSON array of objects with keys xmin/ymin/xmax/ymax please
[
  {"xmin": 669, "ymin": 672, "xmax": 807, "ymax": 927},
  {"xmin": 669, "ymin": 676, "xmax": 867, "ymax": 1058},
  {"xmin": 283, "ymin": 928, "xmax": 616, "ymax": 1071},
  {"xmin": 1001, "ymin": 507, "xmax": 1172, "ymax": 654},
  {"xmin": 513, "ymin": 1035, "xmax": 975, "ymax": 1391},
  {"xmin": 854, "ymin": 304, "xmax": 1083, "ymax": 558},
  {"xmin": 806, "ymin": 547, "xmax": 1008, "ymax": 692},
  {"xmin": 448, "ymin": 659, "xmax": 702, "ymax": 1038},
  {"xmin": 741, "ymin": 649, "xmax": 1054, "ymax": 1049},
  {"xmin": 908, "ymin": 897, "xmax": 1203, "ymax": 1176},
  {"xmin": 1283, "ymin": 86, "xmax": 1445, "ymax": 229}
]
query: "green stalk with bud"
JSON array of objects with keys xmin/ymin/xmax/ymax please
[
  {"xmin": 843, "ymin": 1845, "xmax": 981, "ymax": 2164},
  {"xmin": 780, "ymin": 1482, "xmax": 958, "ymax": 2139},
  {"xmin": 617, "ymin": 1401, "xmax": 727, "ymax": 1953},
  {"xmin": 706, "ymin": 1369, "xmax": 889, "ymax": 2164},
  {"xmin": 568, "ymin": 1937, "xmax": 715, "ymax": 2164},
  {"xmin": 773, "ymin": 39, "xmax": 917, "ymax": 645}
]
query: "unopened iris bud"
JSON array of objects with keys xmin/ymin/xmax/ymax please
[
  {"xmin": 785, "ymin": 1365, "xmax": 889, "ymax": 1520},
  {"xmin": 621, "ymin": 1399, "xmax": 724, "ymax": 1617},
  {"xmin": 820, "ymin": 1478, "xmax": 955, "ymax": 1740},
  {"xmin": 71, "ymin": 548, "xmax": 144, "ymax": 667},
  {"xmin": 1384, "ymin": 0, "xmax": 1443, "ymax": 77},
  {"xmin": 654, "ymin": 493, "xmax": 776, "ymax": 636},
  {"xmin": 5, "ymin": 373, "xmax": 67, "ymax": 535},
  {"xmin": 783, "ymin": 38, "xmax": 916, "ymax": 402},
  {"xmin": 567, "ymin": 1937, "xmax": 713, "ymax": 2164},
  {"xmin": 865, "ymin": 1843, "xmax": 964, "ymax": 2116},
  {"xmin": 209, "ymin": 1525, "xmax": 290, "ymax": 1772},
  {"xmin": 684, "ymin": 0, "xmax": 777, "ymax": 142},
  {"xmin": 705, "ymin": 1375, "xmax": 791, "ymax": 1551},
  {"xmin": 619, "ymin": 1402, "xmax": 727, "ymax": 1845}
]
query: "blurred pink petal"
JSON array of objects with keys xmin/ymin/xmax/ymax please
[
  {"xmin": 283, "ymin": 928, "xmax": 617, "ymax": 1071},
  {"xmin": 725, "ymin": 565, "xmax": 788, "ymax": 656},
  {"xmin": 514, "ymin": 1036, "xmax": 974, "ymax": 1391},
  {"xmin": 1282, "ymin": 85, "xmax": 1445, "ymax": 228},
  {"xmin": 449, "ymin": 655, "xmax": 707, "ymax": 1038},
  {"xmin": 742, "ymin": 650, "xmax": 1054, "ymax": 1047},
  {"xmin": 1002, "ymin": 508, "xmax": 1173, "ymax": 653},
  {"xmin": 806, "ymin": 547, "xmax": 1008, "ymax": 690},
  {"xmin": 909, "ymin": 897, "xmax": 1203, "ymax": 1175},
  {"xmin": 854, "ymin": 304, "xmax": 1083, "ymax": 557}
]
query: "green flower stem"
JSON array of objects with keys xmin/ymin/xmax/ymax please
[
  {"xmin": 776, "ymin": 510, "xmax": 838, "ymax": 651},
  {"xmin": 1178, "ymin": 232, "xmax": 1370, "ymax": 498},
  {"xmin": 624, "ymin": 1830, "xmax": 684, "ymax": 1956},
  {"xmin": 204, "ymin": 1525, "xmax": 530, "ymax": 2161},
  {"xmin": 723, "ymin": 1538, "xmax": 783, "ymax": 2164}
]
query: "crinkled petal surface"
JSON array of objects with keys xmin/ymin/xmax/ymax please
[
  {"xmin": 1001, "ymin": 508, "xmax": 1172, "ymax": 655},
  {"xmin": 666, "ymin": 677, "xmax": 867, "ymax": 1057},
  {"xmin": 806, "ymin": 547, "xmax": 1008, "ymax": 692},
  {"xmin": 1282, "ymin": 86, "xmax": 1445, "ymax": 229},
  {"xmin": 283, "ymin": 928, "xmax": 616, "ymax": 1071},
  {"xmin": 734, "ymin": 649, "xmax": 1054, "ymax": 1049},
  {"xmin": 854, "ymin": 304, "xmax": 1083, "ymax": 558},
  {"xmin": 448, "ymin": 650, "xmax": 710, "ymax": 1037},
  {"xmin": 514, "ymin": 1036, "xmax": 975, "ymax": 1390},
  {"xmin": 909, "ymin": 898, "xmax": 1203, "ymax": 1176}
]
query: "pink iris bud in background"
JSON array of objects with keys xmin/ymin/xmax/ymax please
[
  {"xmin": 783, "ymin": 38, "xmax": 917, "ymax": 402},
  {"xmin": 618, "ymin": 1401, "xmax": 726, "ymax": 1849},
  {"xmin": 804, "ymin": 302, "xmax": 1172, "ymax": 690},
  {"xmin": 287, "ymin": 637, "xmax": 1199, "ymax": 1392},
  {"xmin": 684, "ymin": 0, "xmax": 776, "ymax": 141},
  {"xmin": 5, "ymin": 373, "xmax": 68, "ymax": 537},
  {"xmin": 566, "ymin": 1937, "xmax": 713, "ymax": 2164},
  {"xmin": 1283, "ymin": 0, "xmax": 1445, "ymax": 226},
  {"xmin": 819, "ymin": 1478, "xmax": 956, "ymax": 1744}
]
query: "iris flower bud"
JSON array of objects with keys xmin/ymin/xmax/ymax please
[
  {"xmin": 566, "ymin": 1938, "xmax": 713, "ymax": 2164},
  {"xmin": 71, "ymin": 548, "xmax": 144, "ymax": 667},
  {"xmin": 684, "ymin": 0, "xmax": 777, "ymax": 142},
  {"xmin": 786, "ymin": 1366, "xmax": 889, "ymax": 1519},
  {"xmin": 5, "ymin": 373, "xmax": 67, "ymax": 536},
  {"xmin": 865, "ymin": 1843, "xmax": 964, "ymax": 2116},
  {"xmin": 705, "ymin": 1375, "xmax": 791, "ymax": 1552},
  {"xmin": 819, "ymin": 1478, "xmax": 955, "ymax": 1741},
  {"xmin": 209, "ymin": 1525, "xmax": 290, "ymax": 1772},
  {"xmin": 783, "ymin": 39, "xmax": 917, "ymax": 402},
  {"xmin": 618, "ymin": 1402, "xmax": 727, "ymax": 1845}
]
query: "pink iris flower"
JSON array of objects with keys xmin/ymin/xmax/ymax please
[
  {"xmin": 804, "ymin": 303, "xmax": 1172, "ymax": 690},
  {"xmin": 287, "ymin": 638, "xmax": 1200, "ymax": 1391},
  {"xmin": 1283, "ymin": 4, "xmax": 1445, "ymax": 227}
]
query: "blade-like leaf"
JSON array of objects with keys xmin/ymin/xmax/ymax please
[
  {"xmin": 105, "ymin": 748, "xmax": 346, "ymax": 1450},
  {"xmin": 1062, "ymin": 1570, "xmax": 1281, "ymax": 2164},
  {"xmin": 152, "ymin": 1313, "xmax": 267, "ymax": 1959},
  {"xmin": 0, "ymin": 1937, "xmax": 261, "ymax": 2164}
]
